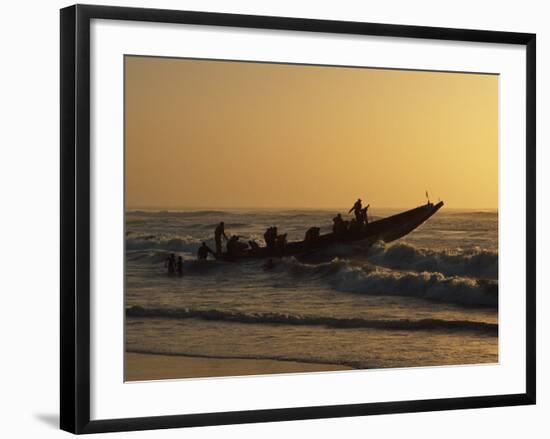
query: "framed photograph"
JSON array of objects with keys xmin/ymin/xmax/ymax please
[{"xmin": 60, "ymin": 4, "xmax": 536, "ymax": 434}]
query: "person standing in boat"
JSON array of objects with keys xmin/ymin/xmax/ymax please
[
  {"xmin": 348, "ymin": 198, "xmax": 363, "ymax": 222},
  {"xmin": 214, "ymin": 221, "xmax": 228, "ymax": 255},
  {"xmin": 197, "ymin": 242, "xmax": 214, "ymax": 260},
  {"xmin": 361, "ymin": 204, "xmax": 370, "ymax": 225},
  {"xmin": 264, "ymin": 226, "xmax": 277, "ymax": 252}
]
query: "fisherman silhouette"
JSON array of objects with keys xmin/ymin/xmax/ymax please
[
  {"xmin": 304, "ymin": 226, "xmax": 320, "ymax": 249},
  {"xmin": 348, "ymin": 198, "xmax": 363, "ymax": 222},
  {"xmin": 276, "ymin": 233, "xmax": 287, "ymax": 256},
  {"xmin": 165, "ymin": 253, "xmax": 176, "ymax": 274},
  {"xmin": 349, "ymin": 218, "xmax": 361, "ymax": 235},
  {"xmin": 227, "ymin": 235, "xmax": 248, "ymax": 257},
  {"xmin": 197, "ymin": 242, "xmax": 214, "ymax": 260},
  {"xmin": 248, "ymin": 240, "xmax": 261, "ymax": 256},
  {"xmin": 264, "ymin": 226, "xmax": 277, "ymax": 251},
  {"xmin": 333, "ymin": 213, "xmax": 345, "ymax": 238},
  {"xmin": 176, "ymin": 256, "xmax": 184, "ymax": 275},
  {"xmin": 333, "ymin": 213, "xmax": 342, "ymax": 230},
  {"xmin": 360, "ymin": 204, "xmax": 370, "ymax": 225},
  {"xmin": 214, "ymin": 222, "xmax": 228, "ymax": 255}
]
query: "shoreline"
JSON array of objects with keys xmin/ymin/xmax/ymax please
[{"xmin": 125, "ymin": 352, "xmax": 352, "ymax": 381}]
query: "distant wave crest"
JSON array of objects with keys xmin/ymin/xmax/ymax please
[
  {"xmin": 126, "ymin": 231, "xmax": 202, "ymax": 253},
  {"xmin": 126, "ymin": 305, "xmax": 497, "ymax": 334},
  {"xmin": 128, "ymin": 210, "xmax": 228, "ymax": 217}
]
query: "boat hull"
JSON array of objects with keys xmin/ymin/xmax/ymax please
[{"xmin": 216, "ymin": 201, "xmax": 444, "ymax": 261}]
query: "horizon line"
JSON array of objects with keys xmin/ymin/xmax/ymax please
[{"xmin": 125, "ymin": 205, "xmax": 498, "ymax": 211}]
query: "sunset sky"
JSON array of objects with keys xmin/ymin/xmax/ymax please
[{"xmin": 125, "ymin": 56, "xmax": 498, "ymax": 209}]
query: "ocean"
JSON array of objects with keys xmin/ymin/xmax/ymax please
[{"xmin": 125, "ymin": 207, "xmax": 498, "ymax": 375}]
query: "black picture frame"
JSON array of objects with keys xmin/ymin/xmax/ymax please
[{"xmin": 60, "ymin": 4, "xmax": 536, "ymax": 434}]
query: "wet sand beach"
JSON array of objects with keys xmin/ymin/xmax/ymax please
[{"xmin": 125, "ymin": 352, "xmax": 352, "ymax": 381}]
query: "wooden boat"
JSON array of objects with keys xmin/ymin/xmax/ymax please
[{"xmin": 216, "ymin": 201, "xmax": 444, "ymax": 261}]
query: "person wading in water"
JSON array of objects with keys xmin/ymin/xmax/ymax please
[
  {"xmin": 176, "ymin": 256, "xmax": 184, "ymax": 276},
  {"xmin": 165, "ymin": 253, "xmax": 176, "ymax": 274},
  {"xmin": 197, "ymin": 242, "xmax": 214, "ymax": 260}
]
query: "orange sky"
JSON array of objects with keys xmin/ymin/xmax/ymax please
[{"xmin": 125, "ymin": 56, "xmax": 498, "ymax": 209}]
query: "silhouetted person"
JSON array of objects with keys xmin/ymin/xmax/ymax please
[
  {"xmin": 348, "ymin": 198, "xmax": 363, "ymax": 222},
  {"xmin": 304, "ymin": 227, "xmax": 320, "ymax": 249},
  {"xmin": 360, "ymin": 204, "xmax": 370, "ymax": 225},
  {"xmin": 197, "ymin": 242, "xmax": 214, "ymax": 260},
  {"xmin": 214, "ymin": 222, "xmax": 228, "ymax": 255},
  {"xmin": 276, "ymin": 233, "xmax": 287, "ymax": 256},
  {"xmin": 227, "ymin": 235, "xmax": 248, "ymax": 257},
  {"xmin": 176, "ymin": 256, "xmax": 184, "ymax": 275},
  {"xmin": 333, "ymin": 213, "xmax": 342, "ymax": 232},
  {"xmin": 333, "ymin": 213, "xmax": 346, "ymax": 238},
  {"xmin": 165, "ymin": 253, "xmax": 176, "ymax": 274},
  {"xmin": 349, "ymin": 218, "xmax": 361, "ymax": 235},
  {"xmin": 248, "ymin": 240, "xmax": 261, "ymax": 256},
  {"xmin": 264, "ymin": 226, "xmax": 277, "ymax": 251}
]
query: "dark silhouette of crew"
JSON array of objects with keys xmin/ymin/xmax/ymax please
[
  {"xmin": 248, "ymin": 240, "xmax": 261, "ymax": 256},
  {"xmin": 349, "ymin": 217, "xmax": 361, "ymax": 235},
  {"xmin": 276, "ymin": 233, "xmax": 287, "ymax": 256},
  {"xmin": 227, "ymin": 235, "xmax": 248, "ymax": 257},
  {"xmin": 214, "ymin": 222, "xmax": 228, "ymax": 255},
  {"xmin": 197, "ymin": 242, "xmax": 214, "ymax": 260},
  {"xmin": 264, "ymin": 226, "xmax": 278, "ymax": 252},
  {"xmin": 348, "ymin": 198, "xmax": 363, "ymax": 222},
  {"xmin": 165, "ymin": 253, "xmax": 176, "ymax": 274},
  {"xmin": 333, "ymin": 213, "xmax": 346, "ymax": 238},
  {"xmin": 360, "ymin": 204, "xmax": 370, "ymax": 225},
  {"xmin": 304, "ymin": 226, "xmax": 320, "ymax": 249},
  {"xmin": 227, "ymin": 235, "xmax": 238, "ymax": 256},
  {"xmin": 333, "ymin": 213, "xmax": 343, "ymax": 232},
  {"xmin": 176, "ymin": 256, "xmax": 184, "ymax": 275}
]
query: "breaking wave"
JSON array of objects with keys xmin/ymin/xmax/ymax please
[
  {"xmin": 280, "ymin": 258, "xmax": 498, "ymax": 308},
  {"xmin": 125, "ymin": 248, "xmax": 498, "ymax": 307},
  {"xmin": 126, "ymin": 306, "xmax": 497, "ymax": 335},
  {"xmin": 368, "ymin": 242, "xmax": 498, "ymax": 279}
]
